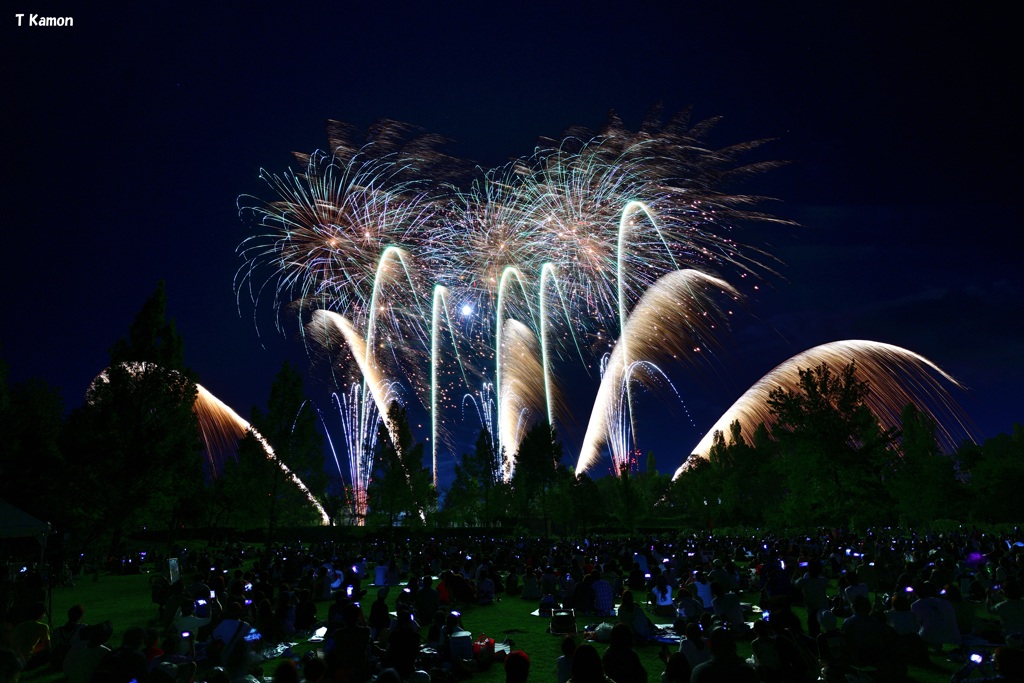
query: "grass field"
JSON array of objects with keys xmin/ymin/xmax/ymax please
[{"xmin": 22, "ymin": 563, "xmax": 970, "ymax": 682}]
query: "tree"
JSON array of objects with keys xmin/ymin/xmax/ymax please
[
  {"xmin": 608, "ymin": 463, "xmax": 644, "ymax": 533},
  {"xmin": 367, "ymin": 403, "xmax": 436, "ymax": 527},
  {"xmin": 468, "ymin": 428, "xmax": 504, "ymax": 524},
  {"xmin": 667, "ymin": 455, "xmax": 718, "ymax": 529},
  {"xmin": 0, "ymin": 377, "xmax": 65, "ymax": 518},
  {"xmin": 62, "ymin": 282, "xmax": 203, "ymax": 555},
  {"xmin": 765, "ymin": 362, "xmax": 896, "ymax": 528},
  {"xmin": 254, "ymin": 360, "xmax": 325, "ymax": 532},
  {"xmin": 218, "ymin": 360, "xmax": 325, "ymax": 534},
  {"xmin": 965, "ymin": 425, "xmax": 1024, "ymax": 523},
  {"xmin": 442, "ymin": 459, "xmax": 482, "ymax": 526},
  {"xmin": 569, "ymin": 471, "xmax": 606, "ymax": 533},
  {"xmin": 442, "ymin": 428, "xmax": 505, "ymax": 526},
  {"xmin": 886, "ymin": 404, "xmax": 961, "ymax": 527},
  {"xmin": 509, "ymin": 422, "xmax": 562, "ymax": 529},
  {"xmin": 704, "ymin": 421, "xmax": 776, "ymax": 527}
]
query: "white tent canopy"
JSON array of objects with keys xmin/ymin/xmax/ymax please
[{"xmin": 0, "ymin": 499, "xmax": 51, "ymax": 540}]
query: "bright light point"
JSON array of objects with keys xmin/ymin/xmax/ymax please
[{"xmin": 460, "ymin": 304, "xmax": 474, "ymax": 316}]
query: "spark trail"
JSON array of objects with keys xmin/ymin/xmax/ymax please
[{"xmin": 673, "ymin": 340, "xmax": 974, "ymax": 479}]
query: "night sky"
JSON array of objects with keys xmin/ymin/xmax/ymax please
[{"xmin": 6, "ymin": 2, "xmax": 1021, "ymax": 486}]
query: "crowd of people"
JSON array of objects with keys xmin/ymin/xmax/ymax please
[{"xmin": 0, "ymin": 527, "xmax": 1022, "ymax": 683}]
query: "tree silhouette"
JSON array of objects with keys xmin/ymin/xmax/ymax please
[
  {"xmin": 254, "ymin": 360, "xmax": 325, "ymax": 533},
  {"xmin": 63, "ymin": 281, "xmax": 203, "ymax": 555},
  {"xmin": 0, "ymin": 375, "xmax": 65, "ymax": 524},
  {"xmin": 885, "ymin": 404, "xmax": 960, "ymax": 527},
  {"xmin": 510, "ymin": 422, "xmax": 562, "ymax": 530},
  {"xmin": 766, "ymin": 362, "xmax": 896, "ymax": 527},
  {"xmin": 367, "ymin": 403, "xmax": 435, "ymax": 527}
]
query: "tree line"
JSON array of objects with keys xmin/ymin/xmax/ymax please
[{"xmin": 2, "ymin": 283, "xmax": 1022, "ymax": 564}]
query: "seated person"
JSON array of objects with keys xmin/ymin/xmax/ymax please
[
  {"xmin": 841, "ymin": 595, "xmax": 906, "ymax": 681},
  {"xmin": 675, "ymin": 586, "xmax": 704, "ymax": 626},
  {"xmin": 174, "ymin": 596, "xmax": 212, "ymax": 639},
  {"xmin": 690, "ymin": 627, "xmax": 758, "ymax": 682},
  {"xmin": 710, "ymin": 581, "xmax": 745, "ymax": 630},
  {"xmin": 521, "ymin": 571, "xmax": 542, "ymax": 600},
  {"xmin": 750, "ymin": 619, "xmax": 784, "ymax": 681},
  {"xmin": 325, "ymin": 602, "xmax": 371, "ymax": 683},
  {"xmin": 11, "ymin": 602, "xmax": 50, "ymax": 670},
  {"xmin": 678, "ymin": 621, "xmax": 711, "ymax": 671},
  {"xmin": 572, "ymin": 574, "xmax": 596, "ymax": 615},
  {"xmin": 383, "ymin": 610, "xmax": 420, "ymax": 680},
  {"xmin": 815, "ymin": 610, "xmax": 852, "ymax": 683},
  {"xmin": 505, "ymin": 649, "xmax": 530, "ymax": 683},
  {"xmin": 988, "ymin": 579, "xmax": 1024, "ymax": 641},
  {"xmin": 293, "ymin": 588, "xmax": 317, "ymax": 632},
  {"xmin": 210, "ymin": 602, "xmax": 253, "ymax": 665},
  {"xmin": 843, "ymin": 571, "xmax": 869, "ymax": 610},
  {"xmin": 477, "ymin": 569, "xmax": 495, "ymax": 605},
  {"xmin": 504, "ymin": 567, "xmax": 522, "ymax": 597},
  {"xmin": 617, "ymin": 590, "xmax": 655, "ymax": 641},
  {"xmin": 64, "ymin": 621, "xmax": 113, "ymax": 683},
  {"xmin": 413, "ymin": 576, "xmax": 440, "ymax": 623},
  {"xmin": 650, "ymin": 574, "xmax": 676, "ymax": 617},
  {"xmin": 49, "ymin": 603, "xmax": 86, "ymax": 672},
  {"xmin": 602, "ymin": 622, "xmax": 648, "ymax": 683},
  {"xmin": 951, "ymin": 644, "xmax": 1024, "ymax": 683},
  {"xmin": 591, "ymin": 570, "xmax": 615, "ymax": 617},
  {"xmin": 911, "ymin": 581, "xmax": 960, "ymax": 649}
]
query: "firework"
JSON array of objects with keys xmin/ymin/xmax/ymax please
[
  {"xmin": 235, "ymin": 112, "xmax": 972, "ymax": 518},
  {"xmin": 236, "ymin": 148, "xmax": 436, "ymax": 341},
  {"xmin": 674, "ymin": 340, "xmax": 974, "ymax": 479},
  {"xmin": 497, "ymin": 318, "xmax": 547, "ymax": 478},
  {"xmin": 575, "ymin": 269, "xmax": 740, "ymax": 475}
]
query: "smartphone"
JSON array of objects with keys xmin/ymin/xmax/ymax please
[
  {"xmin": 180, "ymin": 631, "xmax": 191, "ymax": 638},
  {"xmin": 970, "ymin": 653, "xmax": 984, "ymax": 664},
  {"xmin": 209, "ymin": 590, "xmax": 216, "ymax": 599},
  {"xmin": 346, "ymin": 585, "xmax": 354, "ymax": 598}
]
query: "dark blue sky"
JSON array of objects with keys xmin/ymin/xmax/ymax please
[{"xmin": 5, "ymin": 2, "xmax": 1021, "ymax": 485}]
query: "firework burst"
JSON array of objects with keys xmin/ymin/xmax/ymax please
[
  {"xmin": 234, "ymin": 111, "xmax": 973, "ymax": 516},
  {"xmin": 673, "ymin": 340, "xmax": 975, "ymax": 479}
]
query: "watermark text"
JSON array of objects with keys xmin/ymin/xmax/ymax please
[{"xmin": 15, "ymin": 13, "xmax": 74, "ymax": 27}]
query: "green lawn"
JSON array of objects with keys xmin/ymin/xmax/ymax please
[{"xmin": 23, "ymin": 563, "xmax": 969, "ymax": 683}]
